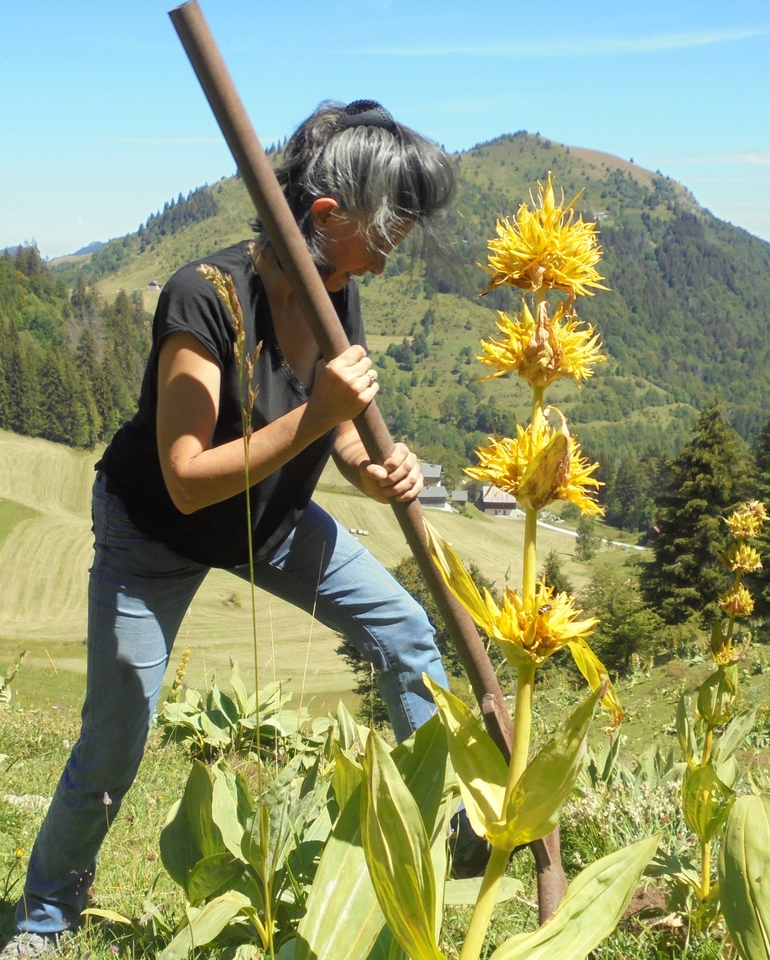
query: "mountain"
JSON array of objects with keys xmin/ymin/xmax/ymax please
[
  {"xmin": 72, "ymin": 241, "xmax": 105, "ymax": 256},
  {"xmin": 15, "ymin": 131, "xmax": 770, "ymax": 495}
]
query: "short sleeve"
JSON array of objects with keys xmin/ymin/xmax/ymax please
[{"xmin": 153, "ymin": 263, "xmax": 235, "ymax": 371}]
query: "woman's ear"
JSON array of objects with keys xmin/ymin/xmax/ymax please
[{"xmin": 310, "ymin": 197, "xmax": 340, "ymax": 227}]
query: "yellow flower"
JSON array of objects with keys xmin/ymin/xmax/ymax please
[
  {"xmin": 720, "ymin": 542, "xmax": 762, "ymax": 574},
  {"xmin": 725, "ymin": 501, "xmax": 768, "ymax": 540},
  {"xmin": 423, "ymin": 522, "xmax": 623, "ymax": 726},
  {"xmin": 477, "ymin": 300, "xmax": 605, "ymax": 389},
  {"xmin": 464, "ymin": 411, "xmax": 603, "ymax": 516},
  {"xmin": 479, "ymin": 173, "xmax": 608, "ymax": 299},
  {"xmin": 710, "ymin": 620, "xmax": 750, "ymax": 666},
  {"xmin": 718, "ymin": 584, "xmax": 754, "ymax": 618}
]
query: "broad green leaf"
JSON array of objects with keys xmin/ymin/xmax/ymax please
[
  {"xmin": 444, "ymin": 877, "xmax": 524, "ymax": 906},
  {"xmin": 183, "ymin": 761, "xmax": 226, "ymax": 858},
  {"xmin": 566, "ymin": 638, "xmax": 623, "ymax": 728},
  {"xmin": 160, "ymin": 798, "xmax": 203, "ymax": 891},
  {"xmin": 489, "ymin": 686, "xmax": 601, "ymax": 850},
  {"xmin": 361, "ymin": 731, "xmax": 445, "ymax": 960},
  {"xmin": 676, "ymin": 694, "xmax": 698, "ymax": 769},
  {"xmin": 720, "ymin": 794, "xmax": 770, "ymax": 960},
  {"xmin": 212, "ymin": 764, "xmax": 247, "ymax": 860},
  {"xmin": 200, "ymin": 712, "xmax": 232, "ymax": 745},
  {"xmin": 333, "ymin": 750, "xmax": 364, "ymax": 813},
  {"xmin": 424, "ymin": 675, "xmax": 507, "ymax": 840},
  {"xmin": 697, "ymin": 666, "xmax": 737, "ymax": 727},
  {"xmin": 158, "ymin": 891, "xmax": 251, "ymax": 960},
  {"xmin": 337, "ymin": 700, "xmax": 361, "ymax": 751},
  {"xmin": 713, "ymin": 710, "xmax": 757, "ymax": 765},
  {"xmin": 81, "ymin": 908, "xmax": 133, "ymax": 925},
  {"xmin": 490, "ymin": 835, "xmax": 660, "ymax": 960},
  {"xmin": 295, "ymin": 714, "xmax": 449, "ymax": 960},
  {"xmin": 187, "ymin": 852, "xmax": 242, "ymax": 904},
  {"xmin": 424, "ymin": 521, "xmax": 500, "ymax": 641},
  {"xmin": 228, "ymin": 658, "xmax": 249, "ymax": 714},
  {"xmin": 682, "ymin": 765, "xmax": 735, "ymax": 844}
]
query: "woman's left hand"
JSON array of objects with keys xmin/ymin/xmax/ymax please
[
  {"xmin": 358, "ymin": 442, "xmax": 423, "ymax": 503},
  {"xmin": 334, "ymin": 424, "xmax": 423, "ymax": 504}
]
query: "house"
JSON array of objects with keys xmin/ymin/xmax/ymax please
[
  {"xmin": 420, "ymin": 463, "xmax": 442, "ymax": 486},
  {"xmin": 451, "ymin": 490, "xmax": 469, "ymax": 505},
  {"xmin": 478, "ymin": 484, "xmax": 517, "ymax": 516},
  {"xmin": 418, "ymin": 485, "xmax": 449, "ymax": 510},
  {"xmin": 147, "ymin": 280, "xmax": 162, "ymax": 292}
]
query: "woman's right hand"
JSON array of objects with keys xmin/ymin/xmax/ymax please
[{"xmin": 307, "ymin": 345, "xmax": 379, "ymax": 429}]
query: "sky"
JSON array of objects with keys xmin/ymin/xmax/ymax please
[{"xmin": 2, "ymin": 0, "xmax": 769, "ymax": 260}]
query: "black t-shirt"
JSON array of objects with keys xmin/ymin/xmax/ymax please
[{"xmin": 99, "ymin": 240, "xmax": 365, "ymax": 568}]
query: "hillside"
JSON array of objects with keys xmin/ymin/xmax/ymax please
[
  {"xmin": 0, "ymin": 429, "xmax": 616, "ymax": 712},
  {"xmin": 43, "ymin": 133, "xmax": 770, "ymax": 467}
]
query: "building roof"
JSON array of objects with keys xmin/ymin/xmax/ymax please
[
  {"xmin": 481, "ymin": 484, "xmax": 517, "ymax": 504},
  {"xmin": 451, "ymin": 490, "xmax": 469, "ymax": 502},
  {"xmin": 420, "ymin": 463, "xmax": 443, "ymax": 482},
  {"xmin": 418, "ymin": 485, "xmax": 448, "ymax": 500}
]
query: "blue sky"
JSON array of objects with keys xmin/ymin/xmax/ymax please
[{"xmin": 2, "ymin": 0, "xmax": 769, "ymax": 259}]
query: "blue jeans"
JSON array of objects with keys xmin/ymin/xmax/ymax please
[{"xmin": 17, "ymin": 474, "xmax": 447, "ymax": 933}]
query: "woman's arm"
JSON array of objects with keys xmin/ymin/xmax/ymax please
[
  {"xmin": 333, "ymin": 420, "xmax": 424, "ymax": 504},
  {"xmin": 157, "ymin": 332, "xmax": 378, "ymax": 514}
]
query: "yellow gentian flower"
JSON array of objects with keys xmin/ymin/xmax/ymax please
[
  {"xmin": 424, "ymin": 523, "xmax": 623, "ymax": 726},
  {"xmin": 718, "ymin": 584, "xmax": 754, "ymax": 618},
  {"xmin": 479, "ymin": 173, "xmax": 608, "ymax": 299},
  {"xmin": 464, "ymin": 411, "xmax": 603, "ymax": 516},
  {"xmin": 477, "ymin": 300, "xmax": 605, "ymax": 388},
  {"xmin": 720, "ymin": 542, "xmax": 762, "ymax": 574}
]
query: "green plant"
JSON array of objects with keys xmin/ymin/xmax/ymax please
[
  {"xmin": 0, "ymin": 651, "xmax": 25, "ymax": 710},
  {"xmin": 157, "ymin": 658, "xmax": 307, "ymax": 761}
]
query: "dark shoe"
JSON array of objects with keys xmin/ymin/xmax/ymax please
[{"xmin": 448, "ymin": 808, "xmax": 492, "ymax": 879}]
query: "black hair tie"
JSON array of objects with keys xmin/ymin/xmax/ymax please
[{"xmin": 341, "ymin": 99, "xmax": 399, "ymax": 135}]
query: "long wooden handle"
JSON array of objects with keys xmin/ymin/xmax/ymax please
[{"xmin": 168, "ymin": 0, "xmax": 513, "ymax": 757}]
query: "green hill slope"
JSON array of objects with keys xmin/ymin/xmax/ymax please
[
  {"xmin": 0, "ymin": 429, "xmax": 610, "ymax": 711},
  {"xmin": 47, "ymin": 131, "xmax": 770, "ymax": 464}
]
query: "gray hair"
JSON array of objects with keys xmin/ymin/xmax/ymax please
[{"xmin": 252, "ymin": 100, "xmax": 455, "ymax": 275}]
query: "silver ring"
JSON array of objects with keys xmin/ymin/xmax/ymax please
[{"xmin": 368, "ymin": 371, "xmax": 376, "ymax": 385}]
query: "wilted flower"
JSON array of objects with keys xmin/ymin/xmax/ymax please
[
  {"xmin": 477, "ymin": 300, "xmax": 605, "ymax": 388},
  {"xmin": 725, "ymin": 501, "xmax": 768, "ymax": 540},
  {"xmin": 424, "ymin": 522, "xmax": 622, "ymax": 725},
  {"xmin": 465, "ymin": 411, "xmax": 603, "ymax": 516},
  {"xmin": 718, "ymin": 584, "xmax": 754, "ymax": 618},
  {"xmin": 710, "ymin": 620, "xmax": 751, "ymax": 666},
  {"xmin": 720, "ymin": 542, "xmax": 762, "ymax": 574},
  {"xmin": 479, "ymin": 173, "xmax": 607, "ymax": 299}
]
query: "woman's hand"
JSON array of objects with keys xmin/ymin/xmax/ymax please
[
  {"xmin": 333, "ymin": 423, "xmax": 423, "ymax": 504},
  {"xmin": 307, "ymin": 345, "xmax": 378, "ymax": 432}
]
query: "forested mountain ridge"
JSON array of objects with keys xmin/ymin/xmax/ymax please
[{"xmin": 4, "ymin": 132, "xmax": 769, "ymax": 512}]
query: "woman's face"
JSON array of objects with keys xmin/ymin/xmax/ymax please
[{"xmin": 311, "ymin": 199, "xmax": 412, "ymax": 292}]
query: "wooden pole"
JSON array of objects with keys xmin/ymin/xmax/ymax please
[{"xmin": 167, "ymin": 0, "xmax": 514, "ymax": 757}]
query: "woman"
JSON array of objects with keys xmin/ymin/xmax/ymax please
[{"xmin": 9, "ymin": 100, "xmax": 457, "ymax": 949}]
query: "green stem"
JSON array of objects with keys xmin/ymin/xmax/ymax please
[
  {"xmin": 458, "ymin": 847, "xmax": 512, "ymax": 960},
  {"xmin": 459, "ymin": 665, "xmax": 537, "ymax": 960},
  {"xmin": 701, "ymin": 725, "xmax": 714, "ymax": 767},
  {"xmin": 701, "ymin": 840, "xmax": 711, "ymax": 901}
]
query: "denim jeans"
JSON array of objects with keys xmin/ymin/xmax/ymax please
[{"xmin": 17, "ymin": 474, "xmax": 447, "ymax": 933}]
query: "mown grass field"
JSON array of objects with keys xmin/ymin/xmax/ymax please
[{"xmin": 0, "ymin": 428, "xmax": 623, "ymax": 717}]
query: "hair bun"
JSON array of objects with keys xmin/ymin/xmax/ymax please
[{"xmin": 341, "ymin": 100, "xmax": 398, "ymax": 135}]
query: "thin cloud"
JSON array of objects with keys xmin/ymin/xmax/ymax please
[{"xmin": 363, "ymin": 27, "xmax": 769, "ymax": 58}]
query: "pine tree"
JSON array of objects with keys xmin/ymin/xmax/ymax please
[
  {"xmin": 640, "ymin": 400, "xmax": 752, "ymax": 624},
  {"xmin": 540, "ymin": 549, "xmax": 574, "ymax": 595},
  {"xmin": 575, "ymin": 517, "xmax": 599, "ymax": 561}
]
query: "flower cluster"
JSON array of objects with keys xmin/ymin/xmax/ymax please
[
  {"xmin": 479, "ymin": 173, "xmax": 607, "ymax": 299},
  {"xmin": 477, "ymin": 300, "xmax": 605, "ymax": 389},
  {"xmin": 465, "ymin": 413, "xmax": 603, "ymax": 515},
  {"xmin": 725, "ymin": 500, "xmax": 768, "ymax": 541}
]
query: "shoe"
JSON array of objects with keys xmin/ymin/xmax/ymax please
[
  {"xmin": 0, "ymin": 933, "xmax": 61, "ymax": 958},
  {"xmin": 448, "ymin": 808, "xmax": 492, "ymax": 879}
]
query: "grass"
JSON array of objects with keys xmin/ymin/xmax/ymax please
[{"xmin": 0, "ymin": 429, "xmax": 616, "ymax": 717}]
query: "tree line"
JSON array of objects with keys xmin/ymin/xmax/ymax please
[{"xmin": 0, "ymin": 246, "xmax": 149, "ymax": 448}]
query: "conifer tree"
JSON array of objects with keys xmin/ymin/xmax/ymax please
[
  {"xmin": 746, "ymin": 415, "xmax": 770, "ymax": 615},
  {"xmin": 640, "ymin": 400, "xmax": 751, "ymax": 624}
]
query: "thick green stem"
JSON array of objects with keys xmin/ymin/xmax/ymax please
[
  {"xmin": 460, "ymin": 665, "xmax": 537, "ymax": 960},
  {"xmin": 701, "ymin": 840, "xmax": 711, "ymax": 901},
  {"xmin": 459, "ymin": 846, "xmax": 512, "ymax": 960},
  {"xmin": 522, "ymin": 508, "xmax": 539, "ymax": 604}
]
